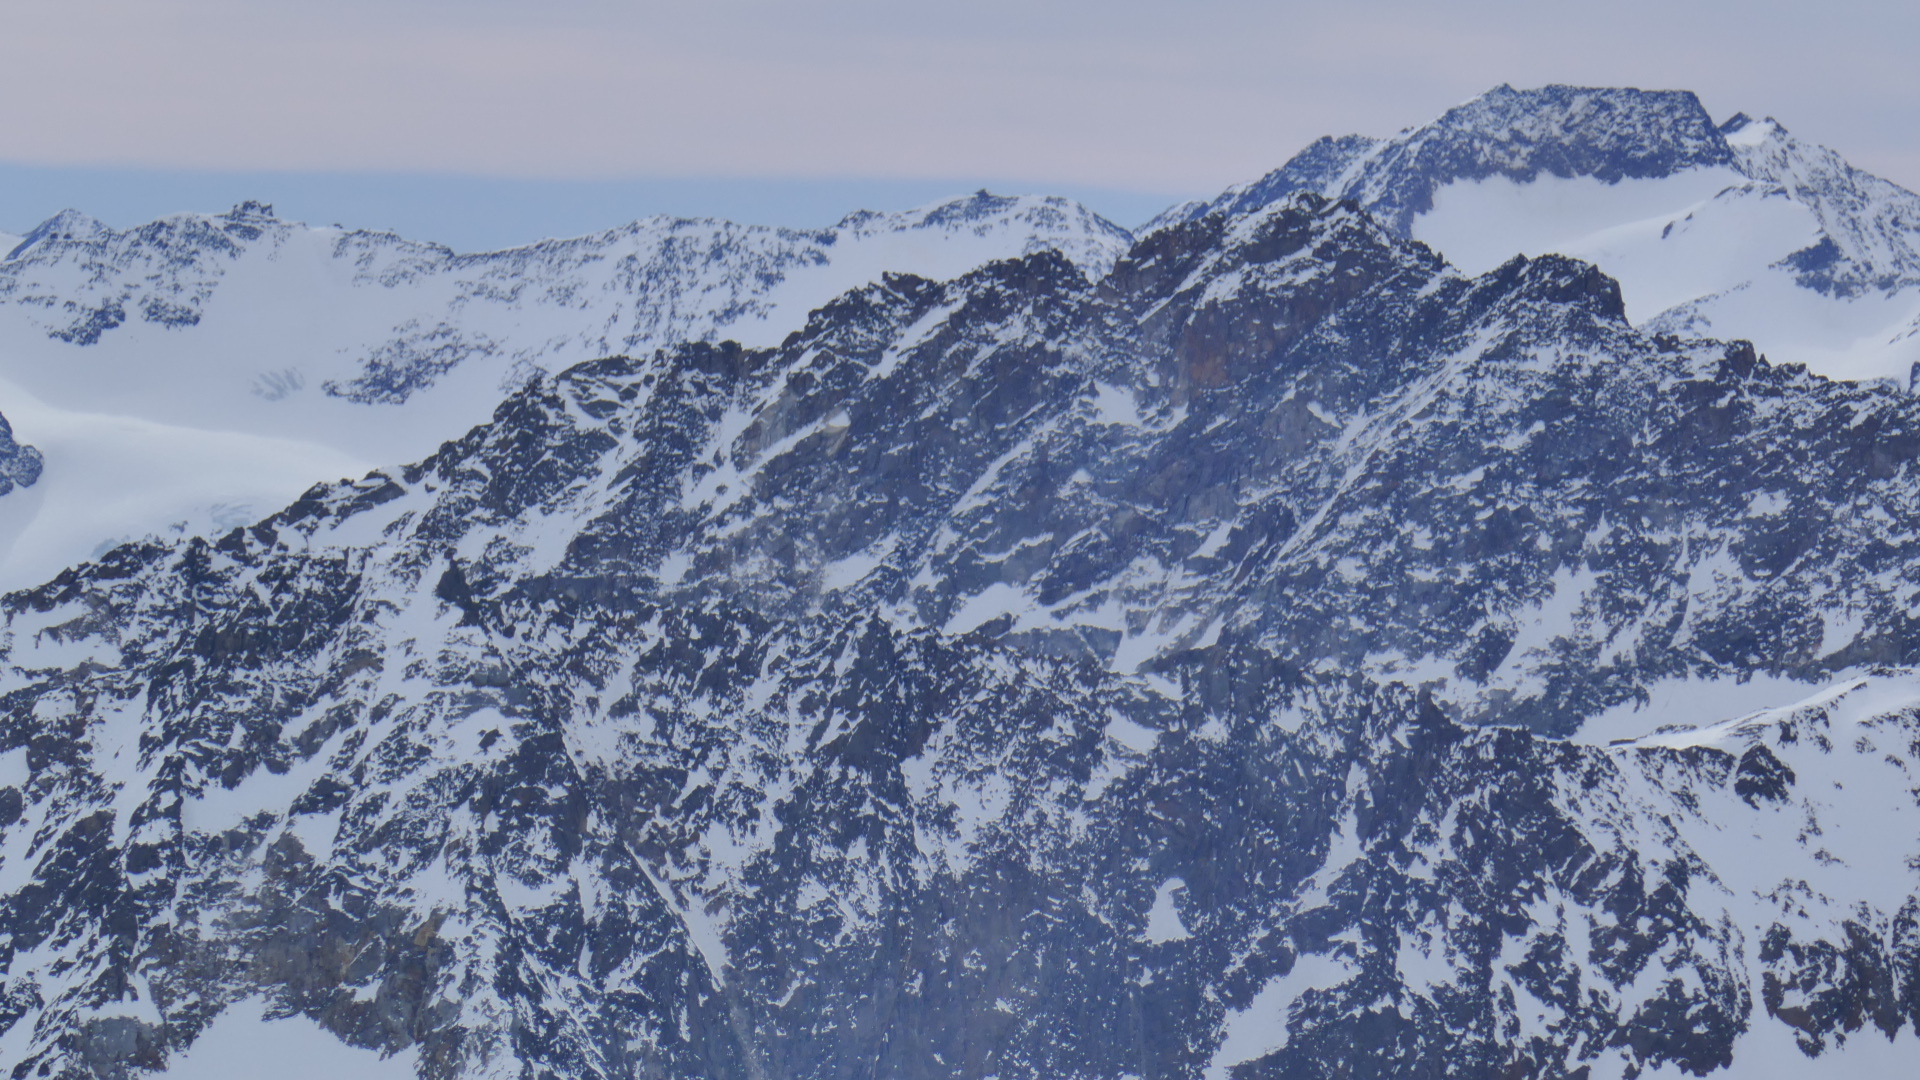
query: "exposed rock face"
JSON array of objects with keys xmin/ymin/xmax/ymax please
[
  {"xmin": 1149, "ymin": 86, "xmax": 1739, "ymax": 235},
  {"xmin": 1148, "ymin": 84, "xmax": 1920, "ymax": 386},
  {"xmin": 6, "ymin": 193, "xmax": 1920, "ymax": 1078},
  {"xmin": 0, "ymin": 412, "xmax": 42, "ymax": 496},
  {"xmin": 0, "ymin": 194, "xmax": 1131, "ymax": 406},
  {"xmin": 0, "ymin": 192, "xmax": 1136, "ymax": 584},
  {"xmin": 1715, "ymin": 112, "xmax": 1920, "ymax": 296}
]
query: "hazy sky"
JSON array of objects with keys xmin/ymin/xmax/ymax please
[{"xmin": 3, "ymin": 0, "xmax": 1916, "ymax": 247}]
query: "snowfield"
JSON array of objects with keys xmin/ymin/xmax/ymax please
[{"xmin": 0, "ymin": 193, "xmax": 1130, "ymax": 591}]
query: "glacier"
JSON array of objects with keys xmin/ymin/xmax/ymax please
[
  {"xmin": 1153, "ymin": 85, "xmax": 1920, "ymax": 387},
  {"xmin": 0, "ymin": 193, "xmax": 1130, "ymax": 592}
]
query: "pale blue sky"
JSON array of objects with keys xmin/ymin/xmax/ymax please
[{"xmin": 3, "ymin": 0, "xmax": 1916, "ymax": 250}]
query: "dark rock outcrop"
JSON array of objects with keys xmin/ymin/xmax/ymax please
[{"xmin": 0, "ymin": 410, "xmax": 42, "ymax": 496}]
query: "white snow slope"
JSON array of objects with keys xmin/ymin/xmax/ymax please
[
  {"xmin": 0, "ymin": 193, "xmax": 1131, "ymax": 592},
  {"xmin": 1154, "ymin": 86, "xmax": 1920, "ymax": 390},
  {"xmin": 1414, "ymin": 117, "xmax": 1920, "ymax": 385}
]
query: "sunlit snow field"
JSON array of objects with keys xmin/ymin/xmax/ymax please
[
  {"xmin": 1414, "ymin": 167, "xmax": 1920, "ymax": 383},
  {"xmin": 157, "ymin": 999, "xmax": 417, "ymax": 1080},
  {"xmin": 0, "ymin": 195, "xmax": 1129, "ymax": 592}
]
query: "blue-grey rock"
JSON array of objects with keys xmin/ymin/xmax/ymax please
[
  {"xmin": 4, "ymin": 191, "xmax": 1920, "ymax": 1080},
  {"xmin": 0, "ymin": 410, "xmax": 42, "ymax": 496}
]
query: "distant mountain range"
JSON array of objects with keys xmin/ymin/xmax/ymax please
[
  {"xmin": 4, "ymin": 85, "xmax": 1920, "ymax": 595},
  {"xmin": 1154, "ymin": 84, "xmax": 1920, "ymax": 383},
  {"xmin": 5, "ymin": 85, "xmax": 1920, "ymax": 1080},
  {"xmin": 0, "ymin": 193, "xmax": 1130, "ymax": 589}
]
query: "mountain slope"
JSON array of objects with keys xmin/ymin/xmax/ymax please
[
  {"xmin": 8, "ymin": 82, "xmax": 1920, "ymax": 598},
  {"xmin": 1152, "ymin": 84, "xmax": 1920, "ymax": 386},
  {"xmin": 5, "ymin": 194, "xmax": 1920, "ymax": 1078},
  {"xmin": 0, "ymin": 193, "xmax": 1131, "ymax": 592}
]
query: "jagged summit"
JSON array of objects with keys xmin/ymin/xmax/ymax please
[
  {"xmin": 838, "ymin": 190, "xmax": 1092, "ymax": 229},
  {"xmin": 1151, "ymin": 84, "xmax": 1732, "ymax": 234},
  {"xmin": 0, "ymin": 187, "xmax": 1134, "ymax": 592},
  {"xmin": 0, "ymin": 189, "xmax": 1130, "ymax": 357},
  {"xmin": 1716, "ymin": 110, "xmax": 1920, "ymax": 293},
  {"xmin": 1152, "ymin": 83, "xmax": 1920, "ymax": 385},
  {"xmin": 6, "ymin": 208, "xmax": 111, "ymax": 257},
  {"xmin": 1371, "ymin": 84, "xmax": 1732, "ymax": 212}
]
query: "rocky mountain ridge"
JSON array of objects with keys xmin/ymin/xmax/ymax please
[
  {"xmin": 1151, "ymin": 86, "xmax": 1739, "ymax": 235},
  {"xmin": 1151, "ymin": 84, "xmax": 1920, "ymax": 385},
  {"xmin": 0, "ymin": 194, "xmax": 1129, "ymax": 395},
  {"xmin": 0, "ymin": 191, "xmax": 1131, "ymax": 591},
  {"xmin": 3, "ymin": 190, "xmax": 1920, "ymax": 1078},
  {"xmin": 7, "ymin": 82, "xmax": 1920, "ymax": 598}
]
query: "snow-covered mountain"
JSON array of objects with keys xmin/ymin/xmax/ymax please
[
  {"xmin": 0, "ymin": 193, "xmax": 1130, "ymax": 591},
  {"xmin": 6, "ymin": 190, "xmax": 1920, "ymax": 1078},
  {"xmin": 1152, "ymin": 84, "xmax": 1920, "ymax": 386},
  {"xmin": 9, "ymin": 84, "xmax": 1920, "ymax": 598}
]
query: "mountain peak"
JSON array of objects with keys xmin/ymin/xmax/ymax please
[
  {"xmin": 1359, "ymin": 84, "xmax": 1733, "ymax": 224},
  {"xmin": 1718, "ymin": 111, "xmax": 1791, "ymax": 146},
  {"xmin": 839, "ymin": 191, "xmax": 1130, "ymax": 243},
  {"xmin": 1154, "ymin": 84, "xmax": 1735, "ymax": 237},
  {"xmin": 1151, "ymin": 83, "xmax": 1920, "ymax": 381},
  {"xmin": 12, "ymin": 208, "xmax": 111, "ymax": 254},
  {"xmin": 223, "ymin": 199, "xmax": 278, "ymax": 220}
]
